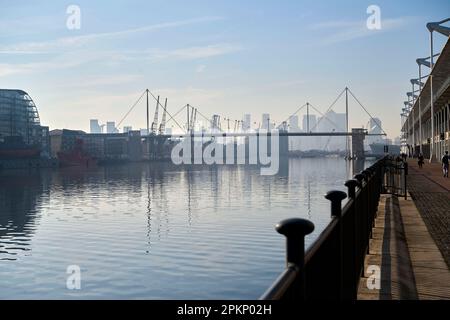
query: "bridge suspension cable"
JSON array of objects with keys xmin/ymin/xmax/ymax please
[
  {"xmin": 308, "ymin": 103, "xmax": 346, "ymax": 132},
  {"xmin": 347, "ymin": 88, "xmax": 387, "ymax": 136},
  {"xmin": 165, "ymin": 104, "xmax": 188, "ymax": 127},
  {"xmin": 279, "ymin": 103, "xmax": 308, "ymax": 127},
  {"xmin": 116, "ymin": 89, "xmax": 186, "ymax": 133},
  {"xmin": 116, "ymin": 89, "xmax": 146, "ymax": 129},
  {"xmin": 147, "ymin": 90, "xmax": 185, "ymax": 133},
  {"xmin": 312, "ymin": 87, "xmax": 346, "ymax": 131}
]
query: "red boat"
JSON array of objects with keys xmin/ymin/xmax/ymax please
[{"xmin": 57, "ymin": 139, "xmax": 97, "ymax": 167}]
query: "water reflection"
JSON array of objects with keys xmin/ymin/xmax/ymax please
[
  {"xmin": 0, "ymin": 158, "xmax": 373, "ymax": 299},
  {"xmin": 0, "ymin": 170, "xmax": 47, "ymax": 260}
]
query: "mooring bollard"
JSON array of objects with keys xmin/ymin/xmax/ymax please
[
  {"xmin": 325, "ymin": 190, "xmax": 347, "ymax": 300},
  {"xmin": 325, "ymin": 190, "xmax": 347, "ymax": 217},
  {"xmin": 345, "ymin": 179, "xmax": 359, "ymax": 199},
  {"xmin": 275, "ymin": 218, "xmax": 314, "ymax": 299}
]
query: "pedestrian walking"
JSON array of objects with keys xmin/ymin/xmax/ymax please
[
  {"xmin": 418, "ymin": 153, "xmax": 424, "ymax": 168},
  {"xmin": 442, "ymin": 151, "xmax": 449, "ymax": 178}
]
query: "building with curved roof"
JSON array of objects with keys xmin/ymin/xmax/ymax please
[{"xmin": 0, "ymin": 89, "xmax": 49, "ymax": 158}]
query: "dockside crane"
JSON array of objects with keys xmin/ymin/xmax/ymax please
[
  {"xmin": 159, "ymin": 98, "xmax": 167, "ymax": 135},
  {"xmin": 151, "ymin": 95, "xmax": 160, "ymax": 135},
  {"xmin": 189, "ymin": 106, "xmax": 195, "ymax": 132},
  {"xmin": 192, "ymin": 108, "xmax": 197, "ymax": 132}
]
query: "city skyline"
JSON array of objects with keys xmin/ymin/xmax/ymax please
[{"xmin": 1, "ymin": 0, "xmax": 449, "ymax": 139}]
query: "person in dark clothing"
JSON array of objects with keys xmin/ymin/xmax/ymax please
[
  {"xmin": 418, "ymin": 153, "xmax": 424, "ymax": 168},
  {"xmin": 442, "ymin": 151, "xmax": 449, "ymax": 178}
]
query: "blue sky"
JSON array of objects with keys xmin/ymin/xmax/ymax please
[{"xmin": 1, "ymin": 0, "xmax": 449, "ymax": 138}]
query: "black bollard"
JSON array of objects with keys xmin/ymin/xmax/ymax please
[
  {"xmin": 345, "ymin": 179, "xmax": 359, "ymax": 199},
  {"xmin": 275, "ymin": 218, "xmax": 314, "ymax": 299},
  {"xmin": 324, "ymin": 190, "xmax": 347, "ymax": 300},
  {"xmin": 325, "ymin": 190, "xmax": 347, "ymax": 218}
]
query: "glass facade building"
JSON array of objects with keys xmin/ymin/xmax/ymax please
[{"xmin": 0, "ymin": 89, "xmax": 50, "ymax": 157}]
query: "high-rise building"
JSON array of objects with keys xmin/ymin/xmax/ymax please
[
  {"xmin": 106, "ymin": 121, "xmax": 118, "ymax": 134},
  {"xmin": 302, "ymin": 114, "xmax": 316, "ymax": 132},
  {"xmin": 316, "ymin": 110, "xmax": 347, "ymax": 151},
  {"xmin": 366, "ymin": 117, "xmax": 383, "ymax": 147},
  {"xmin": 289, "ymin": 115, "xmax": 300, "ymax": 131},
  {"xmin": 301, "ymin": 114, "xmax": 318, "ymax": 150},
  {"xmin": 90, "ymin": 119, "xmax": 101, "ymax": 134},
  {"xmin": 261, "ymin": 114, "xmax": 273, "ymax": 130},
  {"xmin": 243, "ymin": 114, "xmax": 251, "ymax": 131},
  {"xmin": 288, "ymin": 115, "xmax": 301, "ymax": 151}
]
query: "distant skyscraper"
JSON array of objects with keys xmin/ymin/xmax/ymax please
[
  {"xmin": 289, "ymin": 115, "xmax": 299, "ymax": 131},
  {"xmin": 393, "ymin": 136, "xmax": 401, "ymax": 145},
  {"xmin": 316, "ymin": 110, "xmax": 346, "ymax": 151},
  {"xmin": 369, "ymin": 118, "xmax": 382, "ymax": 134},
  {"xmin": 301, "ymin": 114, "xmax": 318, "ymax": 150},
  {"xmin": 123, "ymin": 126, "xmax": 132, "ymax": 133},
  {"xmin": 302, "ymin": 114, "xmax": 316, "ymax": 132},
  {"xmin": 261, "ymin": 113, "xmax": 273, "ymax": 130},
  {"xmin": 243, "ymin": 114, "xmax": 251, "ymax": 131},
  {"xmin": 90, "ymin": 119, "xmax": 101, "ymax": 134},
  {"xmin": 288, "ymin": 115, "xmax": 301, "ymax": 151},
  {"xmin": 106, "ymin": 121, "xmax": 118, "ymax": 134},
  {"xmin": 367, "ymin": 117, "xmax": 383, "ymax": 146}
]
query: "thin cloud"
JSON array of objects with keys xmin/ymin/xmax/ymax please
[
  {"xmin": 149, "ymin": 44, "xmax": 242, "ymax": 61},
  {"xmin": 309, "ymin": 16, "xmax": 418, "ymax": 46},
  {"xmin": 0, "ymin": 16, "xmax": 225, "ymax": 54},
  {"xmin": 196, "ymin": 65, "xmax": 207, "ymax": 73},
  {"xmin": 0, "ymin": 43, "xmax": 240, "ymax": 78}
]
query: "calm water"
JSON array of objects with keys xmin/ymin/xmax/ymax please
[{"xmin": 0, "ymin": 158, "xmax": 371, "ymax": 299}]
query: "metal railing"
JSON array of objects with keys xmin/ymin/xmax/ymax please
[
  {"xmin": 261, "ymin": 156, "xmax": 406, "ymax": 300},
  {"xmin": 382, "ymin": 157, "xmax": 408, "ymax": 199}
]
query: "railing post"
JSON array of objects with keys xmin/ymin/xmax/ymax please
[
  {"xmin": 354, "ymin": 173, "xmax": 364, "ymax": 187},
  {"xmin": 345, "ymin": 179, "xmax": 359, "ymax": 198},
  {"xmin": 275, "ymin": 218, "xmax": 315, "ymax": 300},
  {"xmin": 325, "ymin": 190, "xmax": 347, "ymax": 217},
  {"xmin": 362, "ymin": 169, "xmax": 373, "ymax": 216},
  {"xmin": 325, "ymin": 190, "xmax": 347, "ymax": 299},
  {"xmin": 344, "ymin": 179, "xmax": 360, "ymax": 297}
]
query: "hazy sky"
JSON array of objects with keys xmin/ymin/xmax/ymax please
[{"xmin": 1, "ymin": 0, "xmax": 449, "ymax": 138}]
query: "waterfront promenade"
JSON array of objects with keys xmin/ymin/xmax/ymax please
[{"xmin": 358, "ymin": 160, "xmax": 450, "ymax": 300}]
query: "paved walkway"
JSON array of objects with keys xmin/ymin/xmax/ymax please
[
  {"xmin": 407, "ymin": 159, "xmax": 450, "ymax": 267},
  {"xmin": 358, "ymin": 193, "xmax": 450, "ymax": 300}
]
